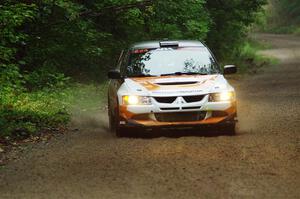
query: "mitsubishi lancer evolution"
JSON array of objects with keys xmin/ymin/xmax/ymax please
[{"xmin": 107, "ymin": 41, "xmax": 237, "ymax": 136}]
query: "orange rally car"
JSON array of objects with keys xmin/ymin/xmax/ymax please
[{"xmin": 107, "ymin": 41, "xmax": 237, "ymax": 136}]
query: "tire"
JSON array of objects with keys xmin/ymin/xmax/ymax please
[
  {"xmin": 115, "ymin": 126, "xmax": 128, "ymax": 137},
  {"xmin": 223, "ymin": 123, "xmax": 236, "ymax": 136},
  {"xmin": 108, "ymin": 100, "xmax": 115, "ymax": 132},
  {"xmin": 108, "ymin": 110, "xmax": 115, "ymax": 132},
  {"xmin": 109, "ymin": 101, "xmax": 128, "ymax": 137}
]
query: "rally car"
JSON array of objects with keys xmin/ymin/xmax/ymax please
[{"xmin": 107, "ymin": 40, "xmax": 237, "ymax": 136}]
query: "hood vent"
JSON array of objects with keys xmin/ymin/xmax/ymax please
[{"xmin": 155, "ymin": 81, "xmax": 198, "ymax": 86}]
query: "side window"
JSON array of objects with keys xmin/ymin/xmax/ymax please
[
  {"xmin": 116, "ymin": 50, "xmax": 124, "ymax": 69},
  {"xmin": 120, "ymin": 50, "xmax": 130, "ymax": 75}
]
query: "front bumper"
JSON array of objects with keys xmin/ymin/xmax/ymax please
[{"xmin": 118, "ymin": 98, "xmax": 237, "ymax": 128}]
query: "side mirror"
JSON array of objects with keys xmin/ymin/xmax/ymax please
[
  {"xmin": 224, "ymin": 65, "xmax": 237, "ymax": 74},
  {"xmin": 107, "ymin": 70, "xmax": 122, "ymax": 79}
]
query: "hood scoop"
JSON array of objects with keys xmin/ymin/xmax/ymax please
[{"xmin": 155, "ymin": 81, "xmax": 198, "ymax": 86}]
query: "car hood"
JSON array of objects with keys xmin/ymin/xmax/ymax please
[{"xmin": 123, "ymin": 75, "xmax": 232, "ymax": 96}]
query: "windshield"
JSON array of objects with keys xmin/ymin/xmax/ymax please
[{"xmin": 125, "ymin": 47, "xmax": 220, "ymax": 77}]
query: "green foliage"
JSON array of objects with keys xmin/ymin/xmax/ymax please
[
  {"xmin": 261, "ymin": 0, "xmax": 300, "ymax": 34},
  {"xmin": 146, "ymin": 0, "xmax": 210, "ymax": 40},
  {"xmin": 0, "ymin": 3, "xmax": 36, "ymax": 51},
  {"xmin": 68, "ymin": 83, "xmax": 108, "ymax": 112},
  {"xmin": 229, "ymin": 39, "xmax": 277, "ymax": 74},
  {"xmin": 24, "ymin": 69, "xmax": 70, "ymax": 90},
  {"xmin": 293, "ymin": 27, "xmax": 300, "ymax": 36},
  {"xmin": 1, "ymin": 0, "xmax": 267, "ymax": 79},
  {"xmin": 0, "ymin": 88, "xmax": 70, "ymax": 138},
  {"xmin": 205, "ymin": 0, "xmax": 267, "ymax": 60},
  {"xmin": 270, "ymin": 0, "xmax": 300, "ymax": 26},
  {"xmin": 0, "ymin": 2, "xmax": 36, "ymax": 88}
]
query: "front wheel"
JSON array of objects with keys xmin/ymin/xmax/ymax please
[
  {"xmin": 223, "ymin": 123, "xmax": 236, "ymax": 136},
  {"xmin": 109, "ymin": 104, "xmax": 128, "ymax": 137},
  {"xmin": 115, "ymin": 126, "xmax": 129, "ymax": 137}
]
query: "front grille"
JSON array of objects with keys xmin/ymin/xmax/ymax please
[
  {"xmin": 155, "ymin": 112, "xmax": 206, "ymax": 122},
  {"xmin": 154, "ymin": 97, "xmax": 177, "ymax": 103},
  {"xmin": 183, "ymin": 95, "xmax": 205, "ymax": 103}
]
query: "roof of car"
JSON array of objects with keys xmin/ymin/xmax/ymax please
[{"xmin": 130, "ymin": 40, "xmax": 205, "ymax": 50}]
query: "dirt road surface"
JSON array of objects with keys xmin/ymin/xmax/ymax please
[{"xmin": 1, "ymin": 34, "xmax": 299, "ymax": 198}]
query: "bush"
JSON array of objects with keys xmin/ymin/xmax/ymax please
[
  {"xmin": 293, "ymin": 27, "xmax": 300, "ymax": 36},
  {"xmin": 24, "ymin": 69, "xmax": 71, "ymax": 91},
  {"xmin": 0, "ymin": 88, "xmax": 71, "ymax": 139},
  {"xmin": 260, "ymin": 0, "xmax": 300, "ymax": 34}
]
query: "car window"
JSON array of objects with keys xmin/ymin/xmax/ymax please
[
  {"xmin": 120, "ymin": 50, "xmax": 130, "ymax": 74},
  {"xmin": 124, "ymin": 47, "xmax": 220, "ymax": 77},
  {"xmin": 116, "ymin": 50, "xmax": 124, "ymax": 69}
]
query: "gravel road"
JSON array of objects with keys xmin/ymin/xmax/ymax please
[{"xmin": 1, "ymin": 34, "xmax": 299, "ymax": 199}]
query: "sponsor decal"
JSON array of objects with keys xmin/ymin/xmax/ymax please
[
  {"xmin": 131, "ymin": 75, "xmax": 219, "ymax": 91},
  {"xmin": 151, "ymin": 90, "xmax": 203, "ymax": 95}
]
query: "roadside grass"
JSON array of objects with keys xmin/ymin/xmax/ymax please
[
  {"xmin": 0, "ymin": 82, "xmax": 109, "ymax": 163},
  {"xmin": 260, "ymin": 25, "xmax": 300, "ymax": 36},
  {"xmin": 0, "ymin": 83, "xmax": 108, "ymax": 141},
  {"xmin": 68, "ymin": 83, "xmax": 108, "ymax": 114},
  {"xmin": 225, "ymin": 38, "xmax": 278, "ymax": 74},
  {"xmin": 0, "ymin": 88, "xmax": 71, "ymax": 140},
  {"xmin": 293, "ymin": 27, "xmax": 300, "ymax": 36}
]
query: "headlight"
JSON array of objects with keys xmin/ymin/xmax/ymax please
[
  {"xmin": 122, "ymin": 96, "xmax": 152, "ymax": 105},
  {"xmin": 209, "ymin": 91, "xmax": 235, "ymax": 102}
]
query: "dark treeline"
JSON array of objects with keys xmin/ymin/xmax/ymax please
[
  {"xmin": 268, "ymin": 0, "xmax": 300, "ymax": 26},
  {"xmin": 264, "ymin": 0, "xmax": 300, "ymax": 33},
  {"xmin": 1, "ymin": 0, "xmax": 266, "ymax": 84}
]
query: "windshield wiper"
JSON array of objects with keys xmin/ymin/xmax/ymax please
[{"xmin": 160, "ymin": 72, "xmax": 208, "ymax": 76}]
